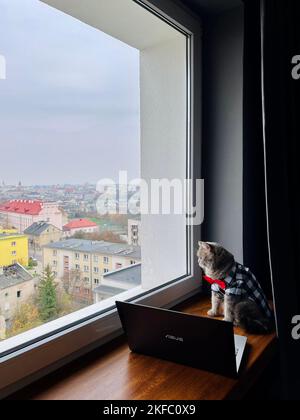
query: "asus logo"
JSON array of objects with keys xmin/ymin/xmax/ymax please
[{"xmin": 165, "ymin": 334, "xmax": 184, "ymax": 343}]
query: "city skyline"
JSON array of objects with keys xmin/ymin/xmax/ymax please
[{"xmin": 0, "ymin": 0, "xmax": 141, "ymax": 185}]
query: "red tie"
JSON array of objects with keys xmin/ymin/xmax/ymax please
[{"xmin": 203, "ymin": 275, "xmax": 226, "ymax": 290}]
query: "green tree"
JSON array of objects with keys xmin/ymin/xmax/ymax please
[
  {"xmin": 38, "ymin": 265, "xmax": 58, "ymax": 322},
  {"xmin": 9, "ymin": 303, "xmax": 41, "ymax": 337},
  {"xmin": 28, "ymin": 257, "xmax": 38, "ymax": 269}
]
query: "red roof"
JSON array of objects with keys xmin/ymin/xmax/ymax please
[
  {"xmin": 0, "ymin": 200, "xmax": 43, "ymax": 216},
  {"xmin": 63, "ymin": 219, "xmax": 98, "ymax": 231}
]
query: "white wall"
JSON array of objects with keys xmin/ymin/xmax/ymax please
[
  {"xmin": 42, "ymin": 0, "xmax": 177, "ymax": 50},
  {"xmin": 140, "ymin": 35, "xmax": 188, "ymax": 289},
  {"xmin": 203, "ymin": 6, "xmax": 244, "ymax": 262}
]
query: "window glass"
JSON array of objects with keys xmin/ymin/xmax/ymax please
[{"xmin": 0, "ymin": 0, "xmax": 189, "ymax": 350}]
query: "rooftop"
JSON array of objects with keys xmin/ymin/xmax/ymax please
[
  {"xmin": 63, "ymin": 218, "xmax": 98, "ymax": 231},
  {"xmin": 24, "ymin": 222, "xmax": 60, "ymax": 236},
  {"xmin": 103, "ymin": 263, "xmax": 141, "ymax": 286},
  {"xmin": 0, "ymin": 233, "xmax": 26, "ymax": 241},
  {"xmin": 44, "ymin": 239, "xmax": 141, "ymax": 259},
  {"xmin": 0, "ymin": 264, "xmax": 33, "ymax": 290},
  {"xmin": 0, "ymin": 200, "xmax": 43, "ymax": 216},
  {"xmin": 93, "ymin": 285, "xmax": 126, "ymax": 297},
  {"xmin": 94, "ymin": 264, "xmax": 141, "ymax": 296}
]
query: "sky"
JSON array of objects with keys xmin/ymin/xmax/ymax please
[{"xmin": 0, "ymin": 0, "xmax": 141, "ymax": 186}]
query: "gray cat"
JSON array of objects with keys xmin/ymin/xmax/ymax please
[{"xmin": 197, "ymin": 241, "xmax": 274, "ymax": 334}]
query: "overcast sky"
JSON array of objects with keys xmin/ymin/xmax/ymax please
[{"xmin": 0, "ymin": 0, "xmax": 141, "ymax": 186}]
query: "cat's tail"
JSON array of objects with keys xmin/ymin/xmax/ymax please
[{"xmin": 234, "ymin": 301, "xmax": 274, "ymax": 335}]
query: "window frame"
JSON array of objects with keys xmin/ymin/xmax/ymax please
[{"xmin": 0, "ymin": 0, "xmax": 202, "ymax": 398}]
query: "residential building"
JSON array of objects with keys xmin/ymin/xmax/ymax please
[
  {"xmin": 24, "ymin": 222, "xmax": 63, "ymax": 254},
  {"xmin": 94, "ymin": 263, "xmax": 141, "ymax": 303},
  {"xmin": 43, "ymin": 239, "xmax": 141, "ymax": 300},
  {"xmin": 0, "ymin": 200, "xmax": 65, "ymax": 233},
  {"xmin": 0, "ymin": 264, "xmax": 35, "ymax": 337},
  {"xmin": 128, "ymin": 219, "xmax": 141, "ymax": 246},
  {"xmin": 0, "ymin": 234, "xmax": 29, "ymax": 267},
  {"xmin": 0, "ymin": 226, "xmax": 18, "ymax": 235},
  {"xmin": 63, "ymin": 218, "xmax": 99, "ymax": 238}
]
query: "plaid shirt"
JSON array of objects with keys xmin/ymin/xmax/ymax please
[{"xmin": 211, "ymin": 262, "xmax": 272, "ymax": 319}]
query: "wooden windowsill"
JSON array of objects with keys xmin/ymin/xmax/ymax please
[{"xmin": 8, "ymin": 295, "xmax": 277, "ymax": 401}]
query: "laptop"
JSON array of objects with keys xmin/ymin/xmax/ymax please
[{"xmin": 116, "ymin": 301, "xmax": 248, "ymax": 378}]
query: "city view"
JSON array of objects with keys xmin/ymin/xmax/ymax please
[
  {"xmin": 0, "ymin": 0, "xmax": 141, "ymax": 342},
  {"xmin": 0, "ymin": 184, "xmax": 141, "ymax": 341}
]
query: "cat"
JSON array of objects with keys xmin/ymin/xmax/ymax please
[{"xmin": 197, "ymin": 241, "xmax": 274, "ymax": 334}]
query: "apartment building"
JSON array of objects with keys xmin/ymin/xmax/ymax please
[
  {"xmin": 0, "ymin": 264, "xmax": 35, "ymax": 338},
  {"xmin": 0, "ymin": 234, "xmax": 29, "ymax": 268},
  {"xmin": 128, "ymin": 219, "xmax": 141, "ymax": 246},
  {"xmin": 0, "ymin": 227, "xmax": 18, "ymax": 235},
  {"xmin": 94, "ymin": 263, "xmax": 141, "ymax": 303},
  {"xmin": 24, "ymin": 222, "xmax": 62, "ymax": 253},
  {"xmin": 43, "ymin": 239, "xmax": 141, "ymax": 292},
  {"xmin": 0, "ymin": 200, "xmax": 66, "ymax": 233},
  {"xmin": 63, "ymin": 219, "xmax": 99, "ymax": 238}
]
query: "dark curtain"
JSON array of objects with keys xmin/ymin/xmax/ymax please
[
  {"xmin": 262, "ymin": 0, "xmax": 300, "ymax": 399},
  {"xmin": 243, "ymin": 0, "xmax": 272, "ymax": 298},
  {"xmin": 244, "ymin": 0, "xmax": 300, "ymax": 399}
]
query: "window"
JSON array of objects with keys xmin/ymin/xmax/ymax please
[
  {"xmin": 11, "ymin": 242, "xmax": 16, "ymax": 247},
  {"xmin": 53, "ymin": 261, "xmax": 57, "ymax": 267},
  {"xmin": 0, "ymin": 0, "xmax": 201, "ymax": 396},
  {"xmin": 94, "ymin": 256, "xmax": 99, "ymax": 264},
  {"xmin": 94, "ymin": 279, "xmax": 99, "ymax": 285},
  {"xmin": 17, "ymin": 291, "xmax": 21, "ymax": 299},
  {"xmin": 94, "ymin": 267, "xmax": 99, "ymax": 274},
  {"xmin": 11, "ymin": 251, "xmax": 16, "ymax": 256}
]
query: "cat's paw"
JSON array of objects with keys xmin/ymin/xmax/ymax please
[{"xmin": 207, "ymin": 309, "xmax": 219, "ymax": 317}]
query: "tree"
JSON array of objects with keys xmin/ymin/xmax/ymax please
[
  {"xmin": 37, "ymin": 266, "xmax": 58, "ymax": 322},
  {"xmin": 62, "ymin": 269, "xmax": 93, "ymax": 307},
  {"xmin": 56, "ymin": 288, "xmax": 74, "ymax": 316},
  {"xmin": 28, "ymin": 257, "xmax": 38, "ymax": 269},
  {"xmin": 9, "ymin": 303, "xmax": 40, "ymax": 337},
  {"xmin": 73, "ymin": 230, "xmax": 126, "ymax": 244}
]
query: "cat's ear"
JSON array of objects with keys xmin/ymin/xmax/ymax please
[{"xmin": 198, "ymin": 241, "xmax": 211, "ymax": 251}]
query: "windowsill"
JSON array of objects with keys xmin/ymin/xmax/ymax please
[
  {"xmin": 8, "ymin": 295, "xmax": 278, "ymax": 401},
  {"xmin": 0, "ymin": 286, "xmax": 143, "ymax": 357}
]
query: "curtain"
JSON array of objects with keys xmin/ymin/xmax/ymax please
[
  {"xmin": 262, "ymin": 0, "xmax": 300, "ymax": 399},
  {"xmin": 244, "ymin": 0, "xmax": 300, "ymax": 399},
  {"xmin": 243, "ymin": 0, "xmax": 272, "ymax": 298}
]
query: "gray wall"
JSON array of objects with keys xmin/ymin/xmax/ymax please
[{"xmin": 202, "ymin": 6, "xmax": 244, "ymax": 262}]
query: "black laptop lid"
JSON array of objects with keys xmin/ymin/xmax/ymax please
[{"xmin": 116, "ymin": 301, "xmax": 237, "ymax": 378}]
